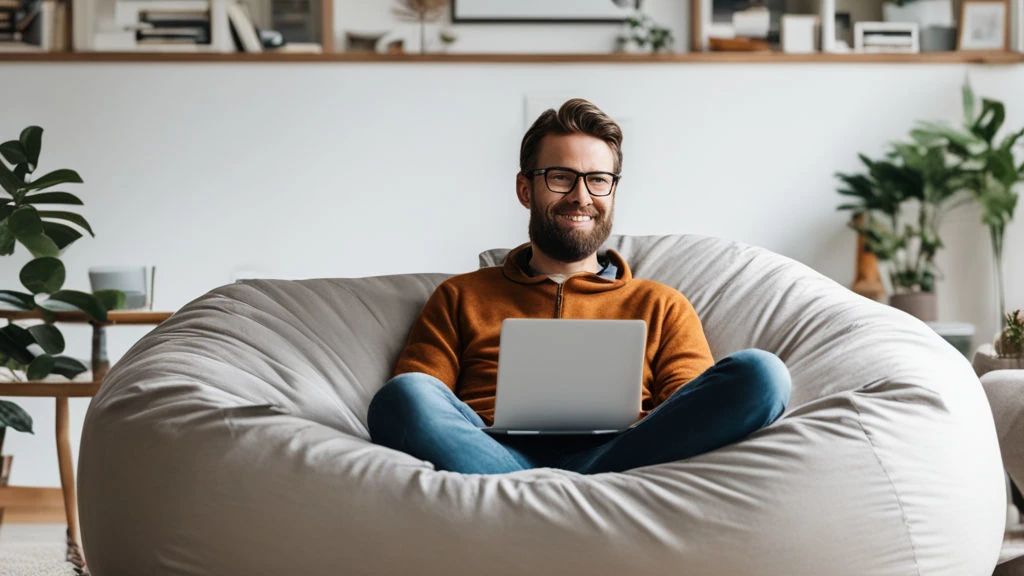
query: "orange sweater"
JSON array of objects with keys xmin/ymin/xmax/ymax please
[{"xmin": 392, "ymin": 243, "xmax": 714, "ymax": 425}]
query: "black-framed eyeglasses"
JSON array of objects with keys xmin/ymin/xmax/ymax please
[{"xmin": 522, "ymin": 166, "xmax": 621, "ymax": 197}]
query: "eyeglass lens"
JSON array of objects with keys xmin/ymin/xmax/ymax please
[{"xmin": 545, "ymin": 169, "xmax": 615, "ymax": 196}]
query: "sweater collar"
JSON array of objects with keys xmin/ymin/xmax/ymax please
[{"xmin": 501, "ymin": 243, "xmax": 632, "ymax": 291}]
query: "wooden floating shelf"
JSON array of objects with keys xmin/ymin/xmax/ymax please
[
  {"xmin": 0, "ymin": 50, "xmax": 1021, "ymax": 64},
  {"xmin": 0, "ymin": 381, "xmax": 101, "ymax": 397},
  {"xmin": 0, "ymin": 309, "xmax": 173, "ymax": 325}
]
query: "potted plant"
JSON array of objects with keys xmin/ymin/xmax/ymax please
[
  {"xmin": 836, "ymin": 139, "xmax": 968, "ymax": 321},
  {"xmin": 973, "ymin": 310, "xmax": 1024, "ymax": 374},
  {"xmin": 912, "ymin": 82, "xmax": 1022, "ymax": 337},
  {"xmin": 0, "ymin": 126, "xmax": 123, "ymax": 487},
  {"xmin": 617, "ymin": 11, "xmax": 674, "ymax": 54}
]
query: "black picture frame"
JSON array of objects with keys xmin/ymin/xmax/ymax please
[{"xmin": 451, "ymin": 0, "xmax": 638, "ymax": 24}]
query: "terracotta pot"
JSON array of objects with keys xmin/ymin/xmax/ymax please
[
  {"xmin": 889, "ymin": 291, "xmax": 938, "ymax": 322},
  {"xmin": 995, "ymin": 337, "xmax": 1024, "ymax": 358}
]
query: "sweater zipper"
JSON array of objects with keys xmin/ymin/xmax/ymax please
[{"xmin": 555, "ymin": 283, "xmax": 564, "ymax": 318}]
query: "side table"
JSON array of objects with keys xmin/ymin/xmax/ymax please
[{"xmin": 0, "ymin": 310, "xmax": 173, "ymax": 570}]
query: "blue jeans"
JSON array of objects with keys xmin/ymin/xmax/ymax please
[{"xmin": 367, "ymin": 349, "xmax": 791, "ymax": 474}]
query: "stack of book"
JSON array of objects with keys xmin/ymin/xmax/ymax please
[
  {"xmin": 0, "ymin": 0, "xmax": 26, "ymax": 45},
  {"xmin": 134, "ymin": 6, "xmax": 210, "ymax": 46},
  {"xmin": 0, "ymin": 0, "xmax": 68, "ymax": 51},
  {"xmin": 106, "ymin": 0, "xmax": 216, "ymax": 50}
]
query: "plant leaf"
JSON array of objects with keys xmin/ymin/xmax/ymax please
[
  {"xmin": 93, "ymin": 289, "xmax": 125, "ymax": 311},
  {"xmin": 19, "ymin": 257, "xmax": 65, "ymax": 294},
  {"xmin": 18, "ymin": 234, "xmax": 60, "ymax": 258},
  {"xmin": 26, "ymin": 353, "xmax": 55, "ymax": 381},
  {"xmin": 23, "ymin": 191, "xmax": 83, "ymax": 206},
  {"xmin": 51, "ymin": 355, "xmax": 87, "ymax": 379},
  {"xmin": 972, "ymin": 98, "xmax": 1006, "ymax": 144},
  {"xmin": 0, "ymin": 400, "xmax": 33, "ymax": 433},
  {"xmin": 37, "ymin": 210, "xmax": 94, "ymax": 236},
  {"xmin": 0, "ymin": 220, "xmax": 14, "ymax": 256},
  {"xmin": 0, "ymin": 290, "xmax": 34, "ymax": 309},
  {"xmin": 0, "ymin": 158, "xmax": 22, "ymax": 195},
  {"xmin": 40, "ymin": 221, "xmax": 81, "ymax": 250},
  {"xmin": 0, "ymin": 140, "xmax": 27, "ymax": 165},
  {"xmin": 0, "ymin": 325, "xmax": 34, "ymax": 365},
  {"xmin": 23, "ymin": 169, "xmax": 82, "ymax": 192},
  {"xmin": 45, "ymin": 290, "xmax": 108, "ymax": 322},
  {"xmin": 962, "ymin": 80, "xmax": 976, "ymax": 125},
  {"xmin": 27, "ymin": 324, "xmax": 64, "ymax": 354},
  {"xmin": 9, "ymin": 207, "xmax": 59, "ymax": 257},
  {"xmin": 19, "ymin": 126, "xmax": 42, "ymax": 171},
  {"xmin": 8, "ymin": 206, "xmax": 43, "ymax": 237}
]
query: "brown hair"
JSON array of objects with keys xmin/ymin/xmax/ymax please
[{"xmin": 519, "ymin": 98, "xmax": 623, "ymax": 174}]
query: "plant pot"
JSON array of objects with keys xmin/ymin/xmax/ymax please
[
  {"xmin": 889, "ymin": 291, "xmax": 938, "ymax": 322},
  {"xmin": 972, "ymin": 344, "xmax": 1024, "ymax": 377},
  {"xmin": 996, "ymin": 336, "xmax": 1024, "ymax": 358}
]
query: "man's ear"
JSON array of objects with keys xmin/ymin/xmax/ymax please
[{"xmin": 516, "ymin": 173, "xmax": 532, "ymax": 209}]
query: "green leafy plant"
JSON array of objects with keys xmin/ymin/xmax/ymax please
[
  {"xmin": 836, "ymin": 139, "xmax": 969, "ymax": 294},
  {"xmin": 0, "ymin": 400, "xmax": 33, "ymax": 451},
  {"xmin": 911, "ymin": 82, "xmax": 1022, "ymax": 329},
  {"xmin": 618, "ymin": 12, "xmax": 674, "ymax": 53},
  {"xmin": 0, "ymin": 126, "xmax": 124, "ymax": 439},
  {"xmin": 996, "ymin": 309, "xmax": 1024, "ymax": 358}
]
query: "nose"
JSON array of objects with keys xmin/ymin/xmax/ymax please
[{"xmin": 566, "ymin": 175, "xmax": 593, "ymax": 206}]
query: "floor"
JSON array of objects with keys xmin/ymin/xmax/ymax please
[{"xmin": 0, "ymin": 521, "xmax": 1022, "ymax": 574}]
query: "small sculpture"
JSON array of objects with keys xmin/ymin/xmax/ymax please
[{"xmin": 850, "ymin": 213, "xmax": 886, "ymax": 302}]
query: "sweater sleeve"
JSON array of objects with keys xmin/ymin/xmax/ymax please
[
  {"xmin": 650, "ymin": 293, "xmax": 715, "ymax": 406},
  {"xmin": 390, "ymin": 280, "xmax": 461, "ymax": 390}
]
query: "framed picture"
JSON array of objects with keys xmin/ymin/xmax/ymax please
[
  {"xmin": 958, "ymin": 0, "xmax": 1010, "ymax": 50},
  {"xmin": 452, "ymin": 0, "xmax": 637, "ymax": 24}
]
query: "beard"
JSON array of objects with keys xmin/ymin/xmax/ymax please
[{"xmin": 528, "ymin": 193, "xmax": 614, "ymax": 263}]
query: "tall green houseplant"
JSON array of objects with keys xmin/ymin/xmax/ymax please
[
  {"xmin": 0, "ymin": 126, "xmax": 123, "ymax": 450},
  {"xmin": 836, "ymin": 139, "xmax": 969, "ymax": 297},
  {"xmin": 912, "ymin": 82, "xmax": 1022, "ymax": 330}
]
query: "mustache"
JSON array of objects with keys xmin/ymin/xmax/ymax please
[{"xmin": 551, "ymin": 204, "xmax": 600, "ymax": 218}]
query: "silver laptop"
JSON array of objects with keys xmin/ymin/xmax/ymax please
[{"xmin": 485, "ymin": 319, "xmax": 646, "ymax": 435}]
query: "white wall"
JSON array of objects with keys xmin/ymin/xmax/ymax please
[{"xmin": 1, "ymin": 61, "xmax": 1022, "ymax": 488}]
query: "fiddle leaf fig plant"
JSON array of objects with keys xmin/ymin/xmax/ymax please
[{"xmin": 0, "ymin": 126, "xmax": 125, "ymax": 402}]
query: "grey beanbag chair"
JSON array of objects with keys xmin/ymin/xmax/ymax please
[{"xmin": 78, "ymin": 235, "xmax": 1006, "ymax": 576}]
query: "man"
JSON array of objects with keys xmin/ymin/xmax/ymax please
[{"xmin": 368, "ymin": 98, "xmax": 791, "ymax": 474}]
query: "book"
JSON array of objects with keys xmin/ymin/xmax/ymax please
[
  {"xmin": 226, "ymin": 0, "xmax": 260, "ymax": 52},
  {"xmin": 268, "ymin": 40, "xmax": 319, "ymax": 53},
  {"xmin": 114, "ymin": 0, "xmax": 208, "ymax": 29},
  {"xmin": 136, "ymin": 27, "xmax": 209, "ymax": 43},
  {"xmin": 51, "ymin": 0, "xmax": 66, "ymax": 50}
]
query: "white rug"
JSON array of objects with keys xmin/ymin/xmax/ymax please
[{"xmin": 0, "ymin": 542, "xmax": 77, "ymax": 576}]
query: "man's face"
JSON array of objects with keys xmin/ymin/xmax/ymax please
[{"xmin": 516, "ymin": 133, "xmax": 617, "ymax": 263}]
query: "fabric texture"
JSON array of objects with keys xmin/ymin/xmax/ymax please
[
  {"xmin": 981, "ymin": 369, "xmax": 1024, "ymax": 491},
  {"xmin": 370, "ymin": 348, "xmax": 790, "ymax": 474},
  {"xmin": 78, "ymin": 234, "xmax": 1006, "ymax": 576},
  {"xmin": 392, "ymin": 242, "xmax": 713, "ymax": 423}
]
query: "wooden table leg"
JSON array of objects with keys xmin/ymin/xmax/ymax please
[{"xmin": 55, "ymin": 396, "xmax": 84, "ymax": 566}]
